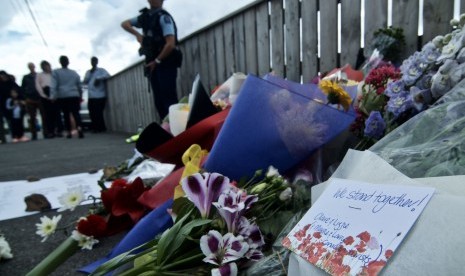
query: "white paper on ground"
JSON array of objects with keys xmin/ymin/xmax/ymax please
[
  {"xmin": 0, "ymin": 171, "xmax": 104, "ymax": 221},
  {"xmin": 289, "ymin": 149, "xmax": 465, "ymax": 276}
]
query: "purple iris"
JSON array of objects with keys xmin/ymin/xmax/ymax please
[
  {"xmin": 200, "ymin": 230, "xmax": 249, "ymax": 266},
  {"xmin": 213, "ymin": 188, "xmax": 258, "ymax": 233},
  {"xmin": 181, "ymin": 173, "xmax": 230, "ymax": 218},
  {"xmin": 363, "ymin": 111, "xmax": 386, "ymax": 140}
]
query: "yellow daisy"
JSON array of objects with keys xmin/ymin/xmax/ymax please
[{"xmin": 319, "ymin": 80, "xmax": 352, "ymax": 111}]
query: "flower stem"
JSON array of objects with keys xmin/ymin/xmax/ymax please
[{"xmin": 26, "ymin": 237, "xmax": 79, "ymax": 276}]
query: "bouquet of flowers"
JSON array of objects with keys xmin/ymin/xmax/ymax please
[
  {"xmin": 89, "ymin": 166, "xmax": 311, "ymax": 276},
  {"xmin": 350, "ymin": 34, "xmax": 448, "ymax": 150}
]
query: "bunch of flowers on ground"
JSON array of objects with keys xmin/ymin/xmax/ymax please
[
  {"xmin": 34, "ymin": 177, "xmax": 151, "ymax": 251},
  {"xmin": 353, "ymin": 15, "xmax": 465, "ymax": 150},
  {"xmin": 90, "ymin": 167, "xmax": 311, "ymax": 276}
]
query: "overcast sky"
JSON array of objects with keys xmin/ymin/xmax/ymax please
[{"xmin": 0, "ymin": 0, "xmax": 256, "ymax": 83}]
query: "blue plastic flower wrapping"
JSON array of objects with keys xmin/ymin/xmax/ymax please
[{"xmin": 203, "ymin": 74, "xmax": 356, "ymax": 181}]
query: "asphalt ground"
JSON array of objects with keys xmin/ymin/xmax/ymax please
[{"xmin": 0, "ymin": 130, "xmax": 136, "ymax": 275}]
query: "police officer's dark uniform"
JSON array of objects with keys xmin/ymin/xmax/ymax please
[{"xmin": 133, "ymin": 7, "xmax": 182, "ymax": 120}]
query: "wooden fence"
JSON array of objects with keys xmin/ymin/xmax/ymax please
[{"xmin": 105, "ymin": 0, "xmax": 461, "ymax": 133}]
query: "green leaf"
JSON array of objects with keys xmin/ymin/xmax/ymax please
[
  {"xmin": 90, "ymin": 239, "xmax": 159, "ymax": 276},
  {"xmin": 156, "ymin": 212, "xmax": 191, "ymax": 265},
  {"xmin": 161, "ymin": 218, "xmax": 211, "ymax": 265},
  {"xmin": 171, "ymin": 197, "xmax": 196, "ymax": 219}
]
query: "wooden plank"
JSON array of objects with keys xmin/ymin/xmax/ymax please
[
  {"xmin": 301, "ymin": 0, "xmax": 318, "ymax": 82},
  {"xmin": 198, "ymin": 32, "xmax": 210, "ymax": 93},
  {"xmin": 233, "ymin": 14, "xmax": 246, "ymax": 74},
  {"xmin": 423, "ymin": 0, "xmax": 454, "ymax": 45},
  {"xmin": 340, "ymin": 0, "xmax": 361, "ymax": 68},
  {"xmin": 207, "ymin": 29, "xmax": 218, "ymax": 91},
  {"xmin": 180, "ymin": 39, "xmax": 192, "ymax": 97},
  {"xmin": 223, "ymin": 20, "xmax": 236, "ymax": 76},
  {"xmin": 177, "ymin": 44, "xmax": 187, "ymax": 97},
  {"xmin": 256, "ymin": 1, "xmax": 271, "ymax": 76},
  {"xmin": 214, "ymin": 25, "xmax": 227, "ymax": 85},
  {"xmin": 270, "ymin": 0, "xmax": 285, "ymax": 76},
  {"xmin": 392, "ymin": 0, "xmax": 419, "ymax": 61},
  {"xmin": 189, "ymin": 36, "xmax": 201, "ymax": 91},
  {"xmin": 319, "ymin": 0, "xmax": 339, "ymax": 74},
  {"xmin": 364, "ymin": 0, "xmax": 388, "ymax": 55},
  {"xmin": 462, "ymin": 0, "xmax": 465, "ymax": 14},
  {"xmin": 244, "ymin": 8, "xmax": 258, "ymax": 75},
  {"xmin": 285, "ymin": 0, "xmax": 301, "ymax": 81}
]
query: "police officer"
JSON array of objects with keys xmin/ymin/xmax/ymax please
[{"xmin": 121, "ymin": 0, "xmax": 181, "ymax": 120}]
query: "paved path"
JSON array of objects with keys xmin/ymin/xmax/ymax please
[{"xmin": 0, "ymin": 131, "xmax": 136, "ymax": 275}]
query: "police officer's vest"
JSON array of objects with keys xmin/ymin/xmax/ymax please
[{"xmin": 137, "ymin": 8, "xmax": 181, "ymax": 67}]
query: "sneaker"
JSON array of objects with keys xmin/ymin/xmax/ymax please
[
  {"xmin": 19, "ymin": 136, "xmax": 30, "ymax": 142},
  {"xmin": 12, "ymin": 138, "xmax": 19, "ymax": 143}
]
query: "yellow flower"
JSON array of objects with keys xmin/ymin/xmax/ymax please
[{"xmin": 319, "ymin": 80, "xmax": 352, "ymax": 111}]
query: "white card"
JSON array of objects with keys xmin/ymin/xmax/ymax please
[{"xmin": 283, "ymin": 178, "xmax": 435, "ymax": 276}]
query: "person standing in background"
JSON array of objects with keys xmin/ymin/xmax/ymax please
[
  {"xmin": 0, "ymin": 71, "xmax": 21, "ymax": 143},
  {"xmin": 36, "ymin": 60, "xmax": 64, "ymax": 138},
  {"xmin": 5, "ymin": 88, "xmax": 29, "ymax": 143},
  {"xmin": 50, "ymin": 55, "xmax": 84, "ymax": 139},
  {"xmin": 21, "ymin": 62, "xmax": 46, "ymax": 140},
  {"xmin": 121, "ymin": 0, "xmax": 182, "ymax": 120},
  {"xmin": 83, "ymin": 56, "xmax": 110, "ymax": 133}
]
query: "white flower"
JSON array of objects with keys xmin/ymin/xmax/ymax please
[
  {"xmin": 71, "ymin": 230, "xmax": 99, "ymax": 250},
  {"xmin": 36, "ymin": 215, "xmax": 62, "ymax": 242},
  {"xmin": 58, "ymin": 186, "xmax": 85, "ymax": 212},
  {"xmin": 0, "ymin": 236, "xmax": 13, "ymax": 260},
  {"xmin": 266, "ymin": 166, "xmax": 279, "ymax": 177},
  {"xmin": 279, "ymin": 187, "xmax": 293, "ymax": 201}
]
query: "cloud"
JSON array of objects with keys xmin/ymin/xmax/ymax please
[{"xmin": 0, "ymin": 0, "xmax": 255, "ymax": 82}]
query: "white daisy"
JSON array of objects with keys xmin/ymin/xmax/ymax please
[
  {"xmin": 36, "ymin": 215, "xmax": 62, "ymax": 242},
  {"xmin": 58, "ymin": 187, "xmax": 85, "ymax": 212},
  {"xmin": 0, "ymin": 235, "xmax": 13, "ymax": 260},
  {"xmin": 71, "ymin": 230, "xmax": 99, "ymax": 250}
]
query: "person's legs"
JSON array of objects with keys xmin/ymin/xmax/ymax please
[
  {"xmin": 0, "ymin": 110, "xmax": 7, "ymax": 143},
  {"xmin": 25, "ymin": 98, "xmax": 38, "ymax": 140},
  {"xmin": 150, "ymin": 66, "xmax": 178, "ymax": 120},
  {"xmin": 51, "ymin": 101, "xmax": 64, "ymax": 136},
  {"xmin": 94, "ymin": 98, "xmax": 106, "ymax": 132},
  {"xmin": 88, "ymin": 98, "xmax": 98, "ymax": 132},
  {"xmin": 41, "ymin": 98, "xmax": 55, "ymax": 138},
  {"xmin": 69, "ymin": 97, "xmax": 84, "ymax": 138},
  {"xmin": 58, "ymin": 98, "xmax": 72, "ymax": 137}
]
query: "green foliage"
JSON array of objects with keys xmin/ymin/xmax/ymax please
[{"xmin": 372, "ymin": 27, "xmax": 406, "ymax": 64}]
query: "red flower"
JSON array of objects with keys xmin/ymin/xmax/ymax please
[
  {"xmin": 77, "ymin": 214, "xmax": 107, "ymax": 238},
  {"xmin": 385, "ymin": 249, "xmax": 393, "ymax": 259},
  {"xmin": 282, "ymin": 236, "xmax": 291, "ymax": 248},
  {"xmin": 101, "ymin": 177, "xmax": 150, "ymax": 223},
  {"xmin": 343, "ymin": 235, "xmax": 354, "ymax": 245},
  {"xmin": 364, "ymin": 260, "xmax": 387, "ymax": 276},
  {"xmin": 357, "ymin": 231, "xmax": 371, "ymax": 243},
  {"xmin": 355, "ymin": 241, "xmax": 367, "ymax": 253},
  {"xmin": 294, "ymin": 224, "xmax": 311, "ymax": 241},
  {"xmin": 313, "ymin": 232, "xmax": 322, "ymax": 239}
]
